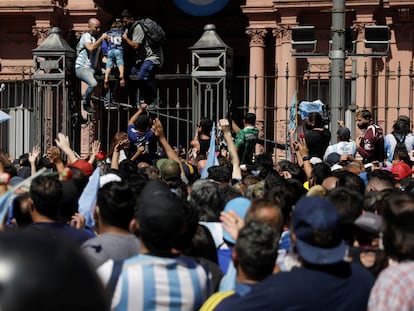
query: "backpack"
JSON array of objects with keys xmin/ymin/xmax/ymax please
[
  {"xmin": 392, "ymin": 133, "xmax": 408, "ymax": 160},
  {"xmin": 132, "ymin": 18, "xmax": 165, "ymax": 47}
]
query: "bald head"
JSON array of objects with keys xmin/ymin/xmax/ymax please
[{"xmin": 88, "ymin": 18, "xmax": 101, "ymax": 36}]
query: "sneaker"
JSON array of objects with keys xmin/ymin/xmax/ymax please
[
  {"xmin": 90, "ymin": 95, "xmax": 101, "ymax": 103},
  {"xmin": 147, "ymin": 100, "xmax": 159, "ymax": 111},
  {"xmin": 104, "ymin": 103, "xmax": 118, "ymax": 110},
  {"xmin": 117, "ymin": 102, "xmax": 133, "ymax": 109},
  {"xmin": 83, "ymin": 104, "xmax": 96, "ymax": 114}
]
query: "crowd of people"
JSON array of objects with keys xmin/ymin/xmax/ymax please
[{"xmin": 0, "ymin": 101, "xmax": 413, "ymax": 310}]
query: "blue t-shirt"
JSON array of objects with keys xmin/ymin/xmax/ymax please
[
  {"xmin": 102, "ymin": 29, "xmax": 124, "ymax": 55},
  {"xmin": 127, "ymin": 124, "xmax": 157, "ymax": 164}
]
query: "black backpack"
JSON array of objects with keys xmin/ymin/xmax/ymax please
[
  {"xmin": 131, "ymin": 18, "xmax": 165, "ymax": 47},
  {"xmin": 392, "ymin": 133, "xmax": 408, "ymax": 159}
]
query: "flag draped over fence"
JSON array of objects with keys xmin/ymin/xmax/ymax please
[
  {"xmin": 201, "ymin": 122, "xmax": 218, "ymax": 179},
  {"xmin": 288, "ymin": 90, "xmax": 298, "ymax": 132},
  {"xmin": 78, "ymin": 166, "xmax": 100, "ymax": 227}
]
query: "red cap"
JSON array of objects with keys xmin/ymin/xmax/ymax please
[
  {"xmin": 391, "ymin": 162, "xmax": 413, "ymax": 181},
  {"xmin": 67, "ymin": 159, "xmax": 94, "ymax": 177}
]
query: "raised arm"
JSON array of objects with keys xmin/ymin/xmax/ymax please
[
  {"xmin": 153, "ymin": 118, "xmax": 187, "ymax": 182},
  {"xmin": 28, "ymin": 145, "xmax": 40, "ymax": 175},
  {"xmin": 219, "ymin": 118, "xmax": 242, "ymax": 180},
  {"xmin": 85, "ymin": 33, "xmax": 108, "ymax": 52},
  {"xmin": 231, "ymin": 119, "xmax": 241, "ymax": 134},
  {"xmin": 88, "ymin": 140, "xmax": 101, "ymax": 165},
  {"xmin": 128, "ymin": 104, "xmax": 147, "ymax": 126},
  {"xmin": 55, "ymin": 133, "xmax": 78, "ymax": 164}
]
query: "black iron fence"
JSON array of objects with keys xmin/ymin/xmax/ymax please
[{"xmin": 1, "ymin": 59, "xmax": 413, "ymax": 161}]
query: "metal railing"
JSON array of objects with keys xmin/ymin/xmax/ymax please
[{"xmin": 1, "ymin": 60, "xmax": 413, "ymax": 161}]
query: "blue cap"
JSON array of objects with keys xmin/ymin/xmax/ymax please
[
  {"xmin": 292, "ymin": 196, "xmax": 346, "ymax": 264},
  {"xmin": 222, "ymin": 197, "xmax": 251, "ymax": 244}
]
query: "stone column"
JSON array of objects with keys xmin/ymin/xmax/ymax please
[
  {"xmin": 273, "ymin": 23, "xmax": 297, "ymax": 161},
  {"xmin": 246, "ymin": 27, "xmax": 267, "ymax": 121},
  {"xmin": 353, "ymin": 14, "xmax": 375, "ymax": 111}
]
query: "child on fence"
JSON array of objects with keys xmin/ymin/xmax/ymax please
[{"xmin": 102, "ymin": 19, "xmax": 125, "ymax": 89}]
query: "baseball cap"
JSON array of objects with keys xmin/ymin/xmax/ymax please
[
  {"xmin": 222, "ymin": 197, "xmax": 251, "ymax": 244},
  {"xmin": 138, "ymin": 180, "xmax": 186, "ymax": 255},
  {"xmin": 67, "ymin": 159, "xmax": 94, "ymax": 177},
  {"xmin": 292, "ymin": 196, "xmax": 346, "ymax": 264},
  {"xmin": 354, "ymin": 212, "xmax": 382, "ymax": 235},
  {"xmin": 337, "ymin": 127, "xmax": 351, "ymax": 140},
  {"xmin": 325, "ymin": 152, "xmax": 341, "ymax": 166},
  {"xmin": 391, "ymin": 162, "xmax": 413, "ymax": 180},
  {"xmin": 156, "ymin": 158, "xmax": 181, "ymax": 181}
]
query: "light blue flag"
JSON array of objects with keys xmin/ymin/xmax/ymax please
[
  {"xmin": 0, "ymin": 190, "xmax": 13, "ymax": 226},
  {"xmin": 78, "ymin": 166, "xmax": 100, "ymax": 227},
  {"xmin": 299, "ymin": 99, "xmax": 324, "ymax": 120},
  {"xmin": 288, "ymin": 90, "xmax": 298, "ymax": 131},
  {"xmin": 201, "ymin": 122, "xmax": 218, "ymax": 179},
  {"xmin": 0, "ymin": 167, "xmax": 47, "ymax": 226}
]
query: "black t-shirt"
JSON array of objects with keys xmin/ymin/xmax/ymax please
[
  {"xmin": 199, "ymin": 137, "xmax": 211, "ymax": 157},
  {"xmin": 306, "ymin": 128, "xmax": 331, "ymax": 159}
]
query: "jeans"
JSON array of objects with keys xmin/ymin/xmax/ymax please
[
  {"xmin": 75, "ymin": 67, "xmax": 97, "ymax": 105},
  {"xmin": 131, "ymin": 60, "xmax": 157, "ymax": 103},
  {"xmin": 106, "ymin": 49, "xmax": 124, "ymax": 68}
]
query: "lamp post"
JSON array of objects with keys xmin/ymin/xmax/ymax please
[{"xmin": 330, "ymin": 0, "xmax": 346, "ymax": 142}]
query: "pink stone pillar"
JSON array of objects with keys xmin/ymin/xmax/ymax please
[
  {"xmin": 246, "ymin": 28, "xmax": 267, "ymax": 122},
  {"xmin": 353, "ymin": 15, "xmax": 374, "ymax": 110},
  {"xmin": 273, "ymin": 24, "xmax": 297, "ymax": 160}
]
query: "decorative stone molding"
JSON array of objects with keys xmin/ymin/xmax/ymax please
[
  {"xmin": 32, "ymin": 26, "xmax": 50, "ymax": 45},
  {"xmin": 352, "ymin": 21, "xmax": 375, "ymax": 38},
  {"xmin": 272, "ymin": 24, "xmax": 292, "ymax": 42},
  {"xmin": 246, "ymin": 28, "xmax": 267, "ymax": 47}
]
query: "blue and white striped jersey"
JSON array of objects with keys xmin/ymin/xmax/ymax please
[{"xmin": 98, "ymin": 253, "xmax": 213, "ymax": 311}]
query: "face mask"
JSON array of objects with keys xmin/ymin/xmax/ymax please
[{"xmin": 348, "ymin": 246, "xmax": 388, "ymax": 277}]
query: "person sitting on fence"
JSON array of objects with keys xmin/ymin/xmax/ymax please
[
  {"xmin": 121, "ymin": 9, "xmax": 164, "ymax": 110},
  {"xmin": 75, "ymin": 17, "xmax": 109, "ymax": 114}
]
